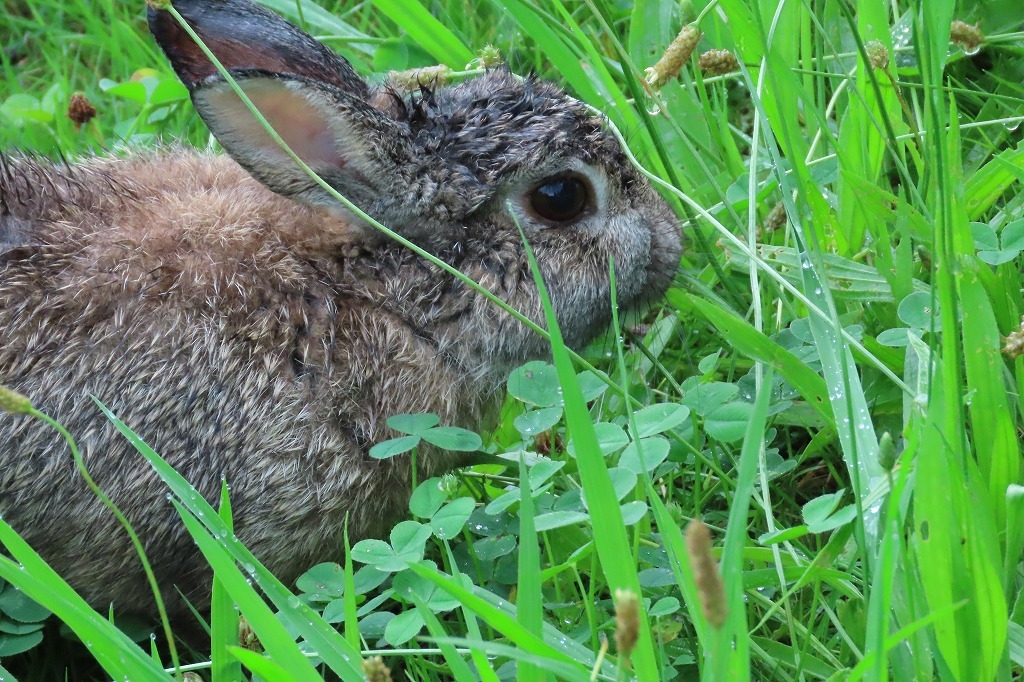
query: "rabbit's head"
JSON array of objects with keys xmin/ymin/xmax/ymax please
[{"xmin": 149, "ymin": 0, "xmax": 681, "ymax": 374}]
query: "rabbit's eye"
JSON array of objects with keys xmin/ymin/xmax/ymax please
[{"xmin": 528, "ymin": 175, "xmax": 590, "ymax": 223}]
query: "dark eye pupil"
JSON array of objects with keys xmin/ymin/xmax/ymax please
[{"xmin": 529, "ymin": 176, "xmax": 588, "ymax": 222}]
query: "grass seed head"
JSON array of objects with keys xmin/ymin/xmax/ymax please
[
  {"xmin": 238, "ymin": 616, "xmax": 261, "ymax": 652},
  {"xmin": 386, "ymin": 65, "xmax": 452, "ymax": 91},
  {"xmin": 0, "ymin": 386, "xmax": 32, "ymax": 415},
  {"xmin": 686, "ymin": 519, "xmax": 728, "ymax": 629},
  {"xmin": 698, "ymin": 49, "xmax": 739, "ymax": 76},
  {"xmin": 67, "ymin": 93, "xmax": 97, "ymax": 128},
  {"xmin": 878, "ymin": 431, "xmax": 897, "ymax": 472},
  {"xmin": 614, "ymin": 588, "xmax": 640, "ymax": 659},
  {"xmin": 865, "ymin": 40, "xmax": 890, "ymax": 70},
  {"xmin": 645, "ymin": 25, "xmax": 702, "ymax": 90},
  {"xmin": 950, "ymin": 20, "xmax": 984, "ymax": 52},
  {"xmin": 1003, "ymin": 316, "xmax": 1024, "ymax": 358},
  {"xmin": 363, "ymin": 655, "xmax": 393, "ymax": 682},
  {"xmin": 764, "ymin": 201, "xmax": 787, "ymax": 232},
  {"xmin": 478, "ymin": 44, "xmax": 503, "ymax": 69}
]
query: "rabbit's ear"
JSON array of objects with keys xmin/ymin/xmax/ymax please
[
  {"xmin": 186, "ymin": 73, "xmax": 404, "ymax": 211},
  {"xmin": 147, "ymin": 0, "xmax": 368, "ymax": 97}
]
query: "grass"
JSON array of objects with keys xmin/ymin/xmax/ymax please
[{"xmin": 3, "ymin": 0, "xmax": 1024, "ymax": 680}]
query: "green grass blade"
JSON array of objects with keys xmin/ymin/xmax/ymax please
[
  {"xmin": 716, "ymin": 369, "xmax": 773, "ymax": 679},
  {"xmin": 369, "ymin": 0, "xmax": 474, "ymax": 66},
  {"xmin": 493, "ymin": 0, "xmax": 603, "ymax": 107},
  {"xmin": 680, "ymin": 292, "xmax": 834, "ymax": 423},
  {"xmin": 408, "ymin": 593, "xmax": 478, "ymax": 681},
  {"xmin": 0, "ymin": 524, "xmax": 170, "ymax": 681},
  {"xmin": 210, "ymin": 483, "xmax": 242, "ymax": 682},
  {"xmin": 515, "ymin": 225, "xmax": 660, "ymax": 678},
  {"xmin": 405, "ymin": 563, "xmax": 596, "ymax": 676},
  {"xmin": 256, "ymin": 0, "xmax": 375, "ymax": 55},
  {"xmin": 516, "ymin": 452, "xmax": 544, "ymax": 682},
  {"xmin": 171, "ymin": 500, "xmax": 324, "ymax": 682},
  {"xmin": 342, "ymin": 521, "xmax": 360, "ymax": 651},
  {"xmin": 958, "ymin": 264, "xmax": 1019, "ymax": 528},
  {"xmin": 228, "ymin": 646, "xmax": 301, "ymax": 680},
  {"xmin": 94, "ymin": 400, "xmax": 367, "ymax": 681}
]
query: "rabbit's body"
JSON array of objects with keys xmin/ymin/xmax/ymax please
[
  {"xmin": 0, "ymin": 0, "xmax": 681, "ymax": 620},
  {"xmin": 1, "ymin": 151, "xmax": 482, "ymax": 613}
]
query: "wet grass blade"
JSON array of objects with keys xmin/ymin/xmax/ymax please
[
  {"xmin": 210, "ymin": 483, "xmax": 242, "ymax": 682},
  {"xmin": 0, "ymin": 524, "xmax": 170, "ymax": 680},
  {"xmin": 369, "ymin": 0, "xmax": 474, "ymax": 66}
]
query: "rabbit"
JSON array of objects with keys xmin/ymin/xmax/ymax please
[{"xmin": 0, "ymin": 0, "xmax": 681, "ymax": 621}]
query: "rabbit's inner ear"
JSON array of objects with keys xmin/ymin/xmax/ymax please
[{"xmin": 197, "ymin": 78, "xmax": 346, "ymax": 173}]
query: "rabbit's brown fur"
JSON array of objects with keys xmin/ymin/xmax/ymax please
[{"xmin": 0, "ymin": 0, "xmax": 681, "ymax": 620}]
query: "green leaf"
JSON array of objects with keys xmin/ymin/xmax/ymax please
[
  {"xmin": 389, "ymin": 522, "xmax": 433, "ymax": 564},
  {"xmin": 979, "ymin": 250, "xmax": 1019, "ymax": 266},
  {"xmin": 758, "ymin": 526, "xmax": 810, "ymax": 545},
  {"xmin": 681, "ymin": 382, "xmax": 739, "ymax": 416},
  {"xmin": 533, "ymin": 511, "xmax": 589, "ymax": 532},
  {"xmin": 349, "ymin": 540, "xmax": 396, "ymax": 568},
  {"xmin": 577, "ymin": 370, "xmax": 610, "ymax": 402},
  {"xmin": 507, "ymin": 361, "xmax": 561, "ymax": 407},
  {"xmin": 0, "ymin": 619, "xmax": 44, "ymax": 636},
  {"xmin": 618, "ymin": 437, "xmax": 670, "ymax": 474},
  {"xmin": 897, "ymin": 291, "xmax": 941, "ymax": 331},
  {"xmin": 0, "ymin": 586, "xmax": 50, "ymax": 623},
  {"xmin": 806, "ymin": 504, "xmax": 857, "ymax": 534},
  {"xmin": 876, "ymin": 327, "xmax": 922, "ymax": 347},
  {"xmin": 472, "ymin": 535, "xmax": 517, "ymax": 561},
  {"xmin": 430, "ymin": 498, "xmax": 476, "ymax": 539},
  {"xmin": 387, "ymin": 413, "xmax": 440, "ymax": 435},
  {"xmin": 802, "ymin": 490, "xmax": 846, "ymax": 526},
  {"xmin": 631, "ymin": 403, "xmax": 691, "ymax": 438},
  {"xmin": 620, "ymin": 501, "xmax": 648, "ymax": 525},
  {"xmin": 680, "ymin": 293, "xmax": 834, "ymax": 424},
  {"xmin": 704, "ymin": 402, "xmax": 756, "ymax": 443},
  {"xmin": 422, "ymin": 426, "xmax": 482, "ymax": 452},
  {"xmin": 369, "ymin": 435, "xmax": 420, "ymax": 459},
  {"xmin": 970, "ymin": 222, "xmax": 998, "ymax": 250},
  {"xmin": 568, "ymin": 422, "xmax": 629, "ymax": 457},
  {"xmin": 295, "ymin": 563, "xmax": 345, "ymax": 598},
  {"xmin": 148, "ymin": 78, "xmax": 188, "ymax": 106},
  {"xmin": 0, "ymin": 630, "xmax": 43, "ymax": 657},
  {"xmin": 409, "ymin": 477, "xmax": 448, "ymax": 519},
  {"xmin": 649, "ymin": 597, "xmax": 681, "ymax": 618},
  {"xmin": 606, "ymin": 468, "xmax": 638, "ymax": 502},
  {"xmin": 514, "ymin": 406, "xmax": 563, "ymax": 437},
  {"xmin": 384, "ymin": 609, "xmax": 424, "ymax": 646},
  {"xmin": 1001, "ymin": 219, "xmax": 1024, "ymax": 251}
]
